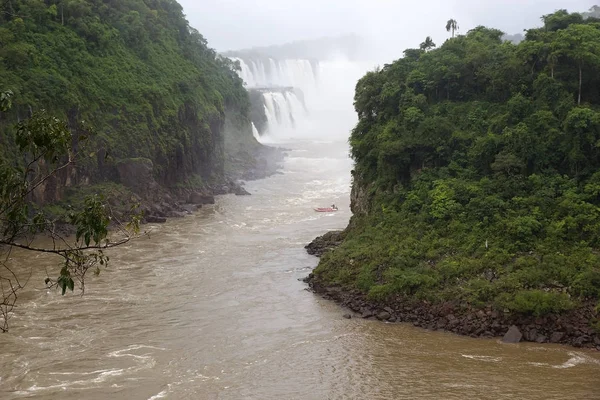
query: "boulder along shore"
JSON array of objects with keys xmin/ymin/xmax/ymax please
[{"xmin": 304, "ymin": 231, "xmax": 600, "ymax": 350}]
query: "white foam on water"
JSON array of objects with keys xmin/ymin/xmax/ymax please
[
  {"xmin": 553, "ymin": 352, "xmax": 600, "ymax": 369},
  {"xmin": 461, "ymin": 354, "xmax": 503, "ymax": 362}
]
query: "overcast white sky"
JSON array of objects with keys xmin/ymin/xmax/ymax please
[{"xmin": 179, "ymin": 0, "xmax": 595, "ymax": 57}]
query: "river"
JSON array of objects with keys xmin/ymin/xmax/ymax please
[{"xmin": 1, "ymin": 138, "xmax": 600, "ymax": 400}]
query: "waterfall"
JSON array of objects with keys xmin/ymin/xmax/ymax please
[
  {"xmin": 229, "ymin": 57, "xmax": 318, "ymax": 91},
  {"xmin": 251, "ymin": 122, "xmax": 261, "ymax": 141},
  {"xmin": 231, "ymin": 54, "xmax": 371, "ymax": 141},
  {"xmin": 260, "ymin": 91, "xmax": 308, "ymax": 136}
]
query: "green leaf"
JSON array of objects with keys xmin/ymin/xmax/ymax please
[{"xmin": 58, "ymin": 277, "xmax": 67, "ymax": 295}]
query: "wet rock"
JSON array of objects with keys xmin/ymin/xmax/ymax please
[
  {"xmin": 535, "ymin": 335, "xmax": 547, "ymax": 344},
  {"xmin": 437, "ymin": 318, "xmax": 448, "ymax": 329},
  {"xmin": 180, "ymin": 204, "xmax": 201, "ymax": 213},
  {"xmin": 377, "ymin": 311, "xmax": 391, "ymax": 321},
  {"xmin": 166, "ymin": 211, "xmax": 187, "ymax": 218},
  {"xmin": 361, "ymin": 308, "xmax": 374, "ymax": 319},
  {"xmin": 550, "ymin": 332, "xmax": 565, "ymax": 343},
  {"xmin": 151, "ymin": 204, "xmax": 166, "ymax": 217},
  {"xmin": 573, "ymin": 336, "xmax": 586, "ymax": 348},
  {"xmin": 305, "ymin": 231, "xmax": 344, "ymax": 257},
  {"xmin": 146, "ymin": 215, "xmax": 167, "ymax": 223},
  {"xmin": 189, "ymin": 192, "xmax": 215, "ymax": 205},
  {"xmin": 524, "ymin": 328, "xmax": 538, "ymax": 342},
  {"xmin": 233, "ymin": 185, "xmax": 251, "ymax": 196},
  {"xmin": 502, "ymin": 325, "xmax": 523, "ymax": 343},
  {"xmin": 213, "ymin": 185, "xmax": 230, "ymax": 195}
]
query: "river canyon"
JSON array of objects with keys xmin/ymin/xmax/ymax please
[{"xmin": 1, "ymin": 50, "xmax": 600, "ymax": 400}]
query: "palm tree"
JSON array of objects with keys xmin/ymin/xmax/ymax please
[
  {"xmin": 446, "ymin": 19, "xmax": 459, "ymax": 38},
  {"xmin": 419, "ymin": 36, "xmax": 436, "ymax": 52}
]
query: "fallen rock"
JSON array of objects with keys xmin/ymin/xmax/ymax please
[
  {"xmin": 189, "ymin": 192, "xmax": 215, "ymax": 205},
  {"xmin": 377, "ymin": 311, "xmax": 391, "ymax": 321},
  {"xmin": 535, "ymin": 335, "xmax": 547, "ymax": 343},
  {"xmin": 573, "ymin": 336, "xmax": 587, "ymax": 348},
  {"xmin": 502, "ymin": 325, "xmax": 523, "ymax": 343},
  {"xmin": 524, "ymin": 328, "xmax": 538, "ymax": 342},
  {"xmin": 550, "ymin": 332, "xmax": 565, "ymax": 343},
  {"xmin": 180, "ymin": 204, "xmax": 201, "ymax": 213},
  {"xmin": 233, "ymin": 184, "xmax": 251, "ymax": 196},
  {"xmin": 361, "ymin": 308, "xmax": 374, "ymax": 319}
]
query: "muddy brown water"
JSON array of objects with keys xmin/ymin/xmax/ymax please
[{"xmin": 1, "ymin": 140, "xmax": 599, "ymax": 400}]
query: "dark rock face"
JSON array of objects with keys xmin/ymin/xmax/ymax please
[
  {"xmin": 305, "ymin": 231, "xmax": 345, "ymax": 257},
  {"xmin": 117, "ymin": 158, "xmax": 157, "ymax": 191},
  {"xmin": 502, "ymin": 326, "xmax": 523, "ymax": 343}
]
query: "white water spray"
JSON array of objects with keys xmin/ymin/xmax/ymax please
[{"xmin": 233, "ymin": 55, "xmax": 374, "ymax": 142}]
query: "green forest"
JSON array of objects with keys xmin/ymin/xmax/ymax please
[
  {"xmin": 0, "ymin": 0, "xmax": 252, "ymax": 190},
  {"xmin": 313, "ymin": 8, "xmax": 600, "ymax": 318}
]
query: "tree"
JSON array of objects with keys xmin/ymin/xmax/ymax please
[
  {"xmin": 446, "ymin": 19, "xmax": 459, "ymax": 38},
  {"xmin": 556, "ymin": 24, "xmax": 600, "ymax": 105},
  {"xmin": 420, "ymin": 36, "xmax": 436, "ymax": 52},
  {"xmin": 542, "ymin": 9, "xmax": 584, "ymax": 31},
  {"xmin": 0, "ymin": 91, "xmax": 141, "ymax": 332}
]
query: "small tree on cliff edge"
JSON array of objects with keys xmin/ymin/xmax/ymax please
[
  {"xmin": 420, "ymin": 36, "xmax": 436, "ymax": 52},
  {"xmin": 0, "ymin": 91, "xmax": 141, "ymax": 332},
  {"xmin": 446, "ymin": 19, "xmax": 459, "ymax": 38}
]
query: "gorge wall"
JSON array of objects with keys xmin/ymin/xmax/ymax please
[{"xmin": 0, "ymin": 0, "xmax": 270, "ymax": 209}]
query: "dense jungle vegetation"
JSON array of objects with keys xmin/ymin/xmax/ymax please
[
  {"xmin": 0, "ymin": 0, "xmax": 251, "ymax": 188},
  {"xmin": 314, "ymin": 8, "xmax": 600, "ymax": 318}
]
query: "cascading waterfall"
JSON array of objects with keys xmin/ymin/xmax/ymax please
[
  {"xmin": 260, "ymin": 91, "xmax": 308, "ymax": 136},
  {"xmin": 231, "ymin": 55, "xmax": 370, "ymax": 141},
  {"xmin": 231, "ymin": 58, "xmax": 317, "ymax": 90}
]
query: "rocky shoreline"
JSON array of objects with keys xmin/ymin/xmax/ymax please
[{"xmin": 304, "ymin": 231, "xmax": 600, "ymax": 350}]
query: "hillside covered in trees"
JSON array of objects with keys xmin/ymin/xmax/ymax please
[
  {"xmin": 0, "ymin": 0, "xmax": 264, "ymax": 206},
  {"xmin": 309, "ymin": 8, "xmax": 600, "ymax": 345}
]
